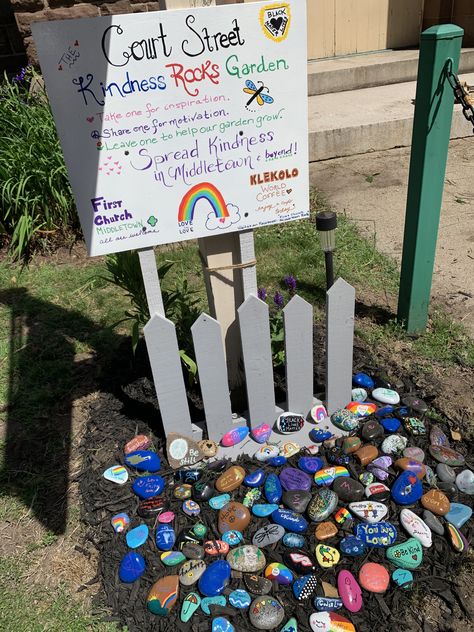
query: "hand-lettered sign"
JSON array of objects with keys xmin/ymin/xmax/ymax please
[{"xmin": 33, "ymin": 1, "xmax": 308, "ymax": 256}]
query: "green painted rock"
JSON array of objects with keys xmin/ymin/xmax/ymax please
[{"xmin": 386, "ymin": 537, "xmax": 423, "ymax": 570}]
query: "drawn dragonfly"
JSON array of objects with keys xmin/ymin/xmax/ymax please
[{"xmin": 243, "ymin": 80, "xmax": 274, "ymax": 107}]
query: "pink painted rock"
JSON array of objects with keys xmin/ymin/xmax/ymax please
[
  {"xmin": 337, "ymin": 570, "xmax": 363, "ymax": 613},
  {"xmin": 158, "ymin": 511, "xmax": 175, "ymax": 524},
  {"xmin": 221, "ymin": 426, "xmax": 249, "ymax": 447},
  {"xmin": 251, "ymin": 423, "xmax": 272, "ymax": 444},
  {"xmin": 124, "ymin": 434, "xmax": 151, "ymax": 454},
  {"xmin": 358, "ymin": 562, "xmax": 390, "ymax": 593}
]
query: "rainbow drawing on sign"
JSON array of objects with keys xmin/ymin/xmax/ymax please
[{"xmin": 178, "ymin": 182, "xmax": 229, "ymax": 223}]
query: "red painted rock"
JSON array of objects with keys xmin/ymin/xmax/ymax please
[
  {"xmin": 218, "ymin": 502, "xmax": 251, "ymax": 534},
  {"xmin": 204, "ymin": 540, "xmax": 230, "ymax": 556},
  {"xmin": 124, "ymin": 434, "xmax": 151, "ymax": 454},
  {"xmin": 421, "ymin": 490, "xmax": 450, "ymax": 516},
  {"xmin": 358, "ymin": 562, "xmax": 390, "ymax": 593},
  {"xmin": 215, "ymin": 466, "xmax": 246, "ymax": 492}
]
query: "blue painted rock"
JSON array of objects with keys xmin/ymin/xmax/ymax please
[
  {"xmin": 298, "ymin": 457, "xmax": 324, "ymax": 474},
  {"xmin": 355, "ymin": 522, "xmax": 397, "ymax": 547},
  {"xmin": 326, "ymin": 449, "xmax": 350, "ymax": 466},
  {"xmin": 103, "ymin": 465, "xmax": 128, "ymax": 485},
  {"xmin": 132, "ymin": 475, "xmax": 164, "ymax": 499},
  {"xmin": 155, "ymin": 524, "xmax": 175, "ymax": 551},
  {"xmin": 284, "ymin": 549, "xmax": 317, "ymax": 574},
  {"xmin": 272, "ymin": 508, "xmax": 308, "ymax": 533},
  {"xmin": 161, "ymin": 551, "xmax": 186, "ymax": 567},
  {"xmin": 375, "ymin": 405, "xmax": 394, "ymax": 418},
  {"xmin": 276, "ymin": 412, "xmax": 305, "ymax": 434},
  {"xmin": 229, "ymin": 589, "xmax": 251, "ymax": 609},
  {"xmin": 180, "ymin": 592, "xmax": 200, "ymax": 622},
  {"xmin": 226, "ymin": 545, "xmax": 266, "ymax": 573},
  {"xmin": 222, "ymin": 530, "xmax": 244, "ymax": 546},
  {"xmin": 310, "ymin": 612, "xmax": 355, "ymax": 632},
  {"xmin": 253, "ymin": 503, "xmax": 280, "ymax": 518},
  {"xmin": 124, "ymin": 450, "xmax": 160, "ymax": 472},
  {"xmin": 310, "ymin": 428, "xmax": 333, "ymax": 443},
  {"xmin": 392, "ymin": 568, "xmax": 413, "ymax": 589},
  {"xmin": 391, "ymin": 471, "xmax": 423, "ymax": 505},
  {"xmin": 381, "ymin": 417, "xmax": 401, "ymax": 433},
  {"xmin": 337, "ymin": 569, "xmax": 362, "ymax": 613},
  {"xmin": 198, "ymin": 560, "xmax": 231, "ymax": 597},
  {"xmin": 244, "ymin": 469, "xmax": 266, "ymax": 488},
  {"xmin": 126, "ymin": 524, "xmax": 148, "ymax": 548},
  {"xmin": 282, "ymin": 490, "xmax": 312, "ymax": 514},
  {"xmin": 249, "ymin": 596, "xmax": 285, "ymax": 630},
  {"xmin": 251, "ymin": 423, "xmax": 272, "ymax": 444},
  {"xmin": 252, "ymin": 524, "xmax": 285, "ymax": 548},
  {"xmin": 372, "ymin": 388, "xmax": 400, "ymax": 405},
  {"xmin": 201, "ymin": 596, "xmax": 227, "ymax": 614},
  {"xmin": 282, "ymin": 532, "xmax": 305, "ymax": 548},
  {"xmin": 268, "ymin": 456, "xmax": 287, "ymax": 466},
  {"xmin": 331, "ymin": 409, "xmax": 359, "ymax": 432},
  {"xmin": 367, "ymin": 456, "xmax": 392, "ymax": 481},
  {"xmin": 209, "ymin": 494, "xmax": 230, "ymax": 510},
  {"xmin": 182, "ymin": 499, "xmax": 200, "ymax": 516},
  {"xmin": 255, "ymin": 445, "xmax": 280, "ymax": 462},
  {"xmin": 178, "ymin": 559, "xmax": 206, "ymax": 586},
  {"xmin": 313, "ymin": 596, "xmax": 343, "ymax": 612},
  {"xmin": 353, "ymin": 372, "xmax": 374, "ymax": 389},
  {"xmin": 292, "ymin": 574, "xmax": 318, "ymax": 601},
  {"xmin": 212, "ymin": 617, "xmax": 234, "ymax": 632},
  {"xmin": 147, "ymin": 575, "xmax": 179, "ymax": 615},
  {"xmin": 307, "ymin": 489, "xmax": 338, "ymax": 522},
  {"xmin": 264, "ymin": 473, "xmax": 282, "ymax": 503},
  {"xmin": 264, "ymin": 562, "xmax": 293, "ymax": 585},
  {"xmin": 111, "ymin": 512, "xmax": 130, "ymax": 533},
  {"xmin": 279, "ymin": 467, "xmax": 312, "ymax": 492},
  {"xmin": 386, "ymin": 537, "xmax": 423, "ymax": 569},
  {"xmin": 221, "ymin": 425, "xmax": 249, "ymax": 447},
  {"xmin": 119, "ymin": 551, "xmax": 146, "ymax": 583},
  {"xmin": 175, "ymin": 469, "xmax": 202, "ymax": 483},
  {"xmin": 340, "ymin": 535, "xmax": 367, "ymax": 557},
  {"xmin": 445, "ymin": 503, "xmax": 473, "ymax": 528}
]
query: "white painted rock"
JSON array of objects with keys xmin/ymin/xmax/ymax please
[
  {"xmin": 309, "ymin": 612, "xmax": 355, "ymax": 632},
  {"xmin": 400, "ymin": 508, "xmax": 432, "ymax": 548},
  {"xmin": 372, "ymin": 388, "xmax": 400, "ymax": 405},
  {"xmin": 255, "ymin": 445, "xmax": 279, "ymax": 462},
  {"xmin": 348, "ymin": 501, "xmax": 388, "ymax": 523},
  {"xmin": 381, "ymin": 435, "xmax": 407, "ymax": 455},
  {"xmin": 456, "ymin": 469, "xmax": 474, "ymax": 495}
]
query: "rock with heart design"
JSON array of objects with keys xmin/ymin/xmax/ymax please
[
  {"xmin": 215, "ymin": 466, "xmax": 246, "ymax": 492},
  {"xmin": 282, "ymin": 489, "xmax": 312, "ymax": 513},
  {"xmin": 218, "ymin": 502, "xmax": 250, "ymax": 534},
  {"xmin": 314, "ymin": 466, "xmax": 349, "ymax": 487},
  {"xmin": 355, "ymin": 522, "xmax": 397, "ymax": 547},
  {"xmin": 358, "ymin": 562, "xmax": 389, "ymax": 593},
  {"xmin": 251, "ymin": 423, "xmax": 272, "ymax": 444},
  {"xmin": 337, "ymin": 570, "xmax": 362, "ymax": 613},
  {"xmin": 346, "ymin": 401, "xmax": 377, "ymax": 417},
  {"xmin": 249, "ymin": 596, "xmax": 285, "ymax": 630},
  {"xmin": 197, "ymin": 439, "xmax": 218, "ymax": 457},
  {"xmin": 421, "ymin": 490, "xmax": 450, "ymax": 515},
  {"xmin": 308, "ymin": 489, "xmax": 339, "ymax": 522},
  {"xmin": 276, "ymin": 412, "xmax": 305, "ymax": 434},
  {"xmin": 309, "ymin": 612, "xmax": 356, "ymax": 632},
  {"xmin": 293, "ymin": 575, "xmax": 318, "ymax": 601},
  {"xmin": 279, "ymin": 467, "xmax": 312, "ymax": 491},
  {"xmin": 264, "ymin": 473, "xmax": 282, "ymax": 503},
  {"xmin": 147, "ymin": 575, "xmax": 179, "ymax": 615},
  {"xmin": 316, "ymin": 544, "xmax": 340, "ymax": 568},
  {"xmin": 166, "ymin": 433, "xmax": 205, "ymax": 470},
  {"xmin": 386, "ymin": 537, "xmax": 423, "ymax": 569},
  {"xmin": 252, "ymin": 524, "xmax": 285, "ymax": 548},
  {"xmin": 391, "ymin": 471, "xmax": 423, "ymax": 505},
  {"xmin": 332, "ymin": 477, "xmax": 364, "ymax": 503},
  {"xmin": 348, "ymin": 501, "xmax": 388, "ymax": 523},
  {"xmin": 400, "ymin": 509, "xmax": 432, "ymax": 547},
  {"xmin": 226, "ymin": 545, "xmax": 266, "ymax": 573},
  {"xmin": 124, "ymin": 434, "xmax": 151, "ymax": 454},
  {"xmin": 283, "ymin": 549, "xmax": 317, "ymax": 574},
  {"xmin": 429, "ymin": 445, "xmax": 465, "ymax": 466},
  {"xmin": 394, "ymin": 458, "xmax": 426, "ymax": 479},
  {"xmin": 198, "ymin": 560, "xmax": 231, "ymax": 596},
  {"xmin": 180, "ymin": 592, "xmax": 200, "ymax": 622}
]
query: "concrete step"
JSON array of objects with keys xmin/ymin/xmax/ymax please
[
  {"xmin": 309, "ymin": 73, "xmax": 474, "ymax": 162},
  {"xmin": 308, "ymin": 48, "xmax": 474, "ymax": 96}
]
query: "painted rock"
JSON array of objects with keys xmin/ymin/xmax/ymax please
[
  {"xmin": 182, "ymin": 542, "xmax": 204, "ymax": 559},
  {"xmin": 310, "ymin": 429, "xmax": 333, "ymax": 443},
  {"xmin": 351, "ymin": 387, "xmax": 367, "ymax": 402},
  {"xmin": 334, "ymin": 507, "xmax": 352, "ymax": 526},
  {"xmin": 422, "ymin": 510, "xmax": 445, "ymax": 535},
  {"xmin": 313, "ymin": 597, "xmax": 343, "ymax": 613},
  {"xmin": 174, "ymin": 484, "xmax": 192, "ymax": 500},
  {"xmin": 403, "ymin": 447, "xmax": 425, "ymax": 462},
  {"xmin": 445, "ymin": 503, "xmax": 473, "ymax": 528},
  {"xmin": 354, "ymin": 445, "xmax": 379, "ymax": 466},
  {"xmin": 264, "ymin": 562, "xmax": 293, "ymax": 585},
  {"xmin": 155, "ymin": 524, "xmax": 175, "ymax": 551},
  {"xmin": 361, "ymin": 420, "xmax": 384, "ymax": 441},
  {"xmin": 227, "ymin": 545, "xmax": 266, "ymax": 572},
  {"xmin": 198, "ymin": 560, "xmax": 231, "ymax": 596},
  {"xmin": 403, "ymin": 417, "xmax": 427, "ymax": 436},
  {"xmin": 277, "ymin": 412, "xmax": 305, "ymax": 434},
  {"xmin": 158, "ymin": 511, "xmax": 175, "ymax": 524},
  {"xmin": 218, "ymin": 502, "xmax": 250, "ymax": 534},
  {"xmin": 310, "ymin": 612, "xmax": 355, "ymax": 632},
  {"xmin": 221, "ymin": 425, "xmax": 249, "ymax": 447},
  {"xmin": 315, "ymin": 522, "xmax": 338, "ymax": 540},
  {"xmin": 119, "ymin": 551, "xmax": 146, "ymax": 583},
  {"xmin": 346, "ymin": 402, "xmax": 377, "ymax": 417},
  {"xmin": 207, "ymin": 460, "xmax": 228, "ymax": 473},
  {"xmin": 279, "ymin": 467, "xmax": 312, "ymax": 492},
  {"xmin": 446, "ymin": 523, "xmax": 468, "ymax": 552},
  {"xmin": 316, "ymin": 544, "xmax": 340, "ymax": 568},
  {"xmin": 332, "ymin": 478, "xmax": 364, "ymax": 503},
  {"xmin": 269, "ymin": 456, "xmax": 288, "ymax": 466},
  {"xmin": 201, "ymin": 596, "xmax": 227, "ymax": 614},
  {"xmin": 307, "ymin": 489, "xmax": 339, "ymax": 522},
  {"xmin": 193, "ymin": 481, "xmax": 214, "ymax": 502},
  {"xmin": 343, "ymin": 437, "xmax": 362, "ymax": 454},
  {"xmin": 394, "ymin": 458, "xmax": 426, "ymax": 479},
  {"xmin": 340, "ymin": 535, "xmax": 367, "ymax": 556},
  {"xmin": 399, "ymin": 508, "xmax": 431, "ymax": 547},
  {"xmin": 314, "ymin": 467, "xmax": 349, "ymax": 487},
  {"xmin": 251, "ymin": 423, "xmax": 272, "ymax": 444},
  {"xmin": 244, "ymin": 488, "xmax": 262, "ymax": 508},
  {"xmin": 282, "ymin": 532, "xmax": 306, "ymax": 548},
  {"xmin": 436, "ymin": 463, "xmax": 456, "ymax": 483},
  {"xmin": 381, "ymin": 418, "xmax": 401, "ymax": 434},
  {"xmin": 192, "ymin": 523, "xmax": 207, "ymax": 539},
  {"xmin": 215, "ymin": 466, "xmax": 246, "ymax": 492},
  {"xmin": 371, "ymin": 387, "xmax": 399, "ymax": 404},
  {"xmin": 103, "ymin": 465, "xmax": 128, "ymax": 485},
  {"xmin": 299, "ymin": 457, "xmax": 324, "ymax": 474},
  {"xmin": 311, "ymin": 403, "xmax": 328, "ymax": 422},
  {"xmin": 182, "ymin": 500, "xmax": 200, "ymax": 516},
  {"xmin": 348, "ymin": 501, "xmax": 387, "ymax": 523},
  {"xmin": 355, "ymin": 522, "xmax": 397, "ymax": 547},
  {"xmin": 386, "ymin": 537, "xmax": 423, "ymax": 569},
  {"xmin": 429, "ymin": 445, "xmax": 465, "ymax": 466},
  {"xmin": 430, "ymin": 425, "xmax": 449, "ymax": 446},
  {"xmin": 328, "ymin": 448, "xmax": 351, "ymax": 466},
  {"xmin": 456, "ymin": 469, "xmax": 474, "ymax": 494},
  {"xmin": 255, "ymin": 445, "xmax": 279, "ymax": 462},
  {"xmin": 126, "ymin": 524, "xmax": 148, "ymax": 548},
  {"xmin": 337, "ymin": 570, "xmax": 362, "ymax": 613},
  {"xmin": 166, "ymin": 433, "xmax": 204, "ymax": 469},
  {"xmin": 425, "ymin": 465, "xmax": 437, "ymax": 486},
  {"xmin": 367, "ymin": 456, "xmax": 392, "ymax": 481},
  {"xmin": 212, "ymin": 617, "xmax": 234, "ymax": 632},
  {"xmin": 249, "ymin": 596, "xmax": 285, "ymax": 630},
  {"xmin": 132, "ymin": 475, "xmax": 164, "ymax": 499},
  {"xmin": 222, "ymin": 530, "xmax": 243, "ymax": 547},
  {"xmin": 244, "ymin": 573, "xmax": 273, "ymax": 595},
  {"xmin": 253, "ymin": 524, "xmax": 285, "ymax": 548},
  {"xmin": 376, "ymin": 405, "xmax": 395, "ymax": 418},
  {"xmin": 353, "ymin": 372, "xmax": 374, "ymax": 389},
  {"xmin": 281, "ymin": 441, "xmax": 301, "ymax": 457},
  {"xmin": 293, "ymin": 575, "xmax": 318, "ymax": 601},
  {"xmin": 421, "ymin": 490, "xmax": 450, "ymax": 515},
  {"xmin": 229, "ymin": 589, "xmax": 251, "ymax": 609},
  {"xmin": 359, "ymin": 472, "xmax": 375, "ymax": 485},
  {"xmin": 284, "ymin": 549, "xmax": 317, "ymax": 574},
  {"xmin": 272, "ymin": 508, "xmax": 308, "ymax": 532},
  {"xmin": 392, "ymin": 568, "xmax": 413, "ymax": 589},
  {"xmin": 124, "ymin": 434, "xmax": 151, "ymax": 454},
  {"xmin": 307, "ymin": 444, "xmax": 321, "ymax": 455},
  {"xmin": 180, "ymin": 592, "xmax": 200, "ymax": 622},
  {"xmin": 161, "ymin": 551, "xmax": 186, "ymax": 567},
  {"xmin": 365, "ymin": 482, "xmax": 390, "ymax": 502},
  {"xmin": 253, "ymin": 503, "xmax": 279, "ymax": 517},
  {"xmin": 175, "ymin": 469, "xmax": 202, "ymax": 484},
  {"xmin": 391, "ymin": 471, "xmax": 423, "ymax": 505},
  {"xmin": 137, "ymin": 496, "xmax": 166, "ymax": 518},
  {"xmin": 281, "ymin": 618, "xmax": 299, "ymax": 632},
  {"xmin": 244, "ymin": 469, "xmax": 265, "ymax": 488},
  {"xmin": 331, "ymin": 409, "xmax": 359, "ymax": 432},
  {"xmin": 198, "ymin": 439, "xmax": 218, "ymax": 457},
  {"xmin": 209, "ymin": 493, "xmax": 230, "ymax": 510},
  {"xmin": 125, "ymin": 450, "xmax": 160, "ymax": 473},
  {"xmin": 264, "ymin": 473, "xmax": 283, "ymax": 503},
  {"xmin": 359, "ymin": 562, "xmax": 389, "ymax": 593},
  {"xmin": 282, "ymin": 490, "xmax": 312, "ymax": 513},
  {"xmin": 147, "ymin": 575, "xmax": 179, "ymax": 615},
  {"xmin": 111, "ymin": 513, "xmax": 130, "ymax": 533},
  {"xmin": 204, "ymin": 540, "xmax": 229, "ymax": 556}
]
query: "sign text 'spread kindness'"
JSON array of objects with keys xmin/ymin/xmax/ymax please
[{"xmin": 33, "ymin": 1, "xmax": 309, "ymax": 256}]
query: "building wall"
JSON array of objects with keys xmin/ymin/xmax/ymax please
[{"xmin": 423, "ymin": 0, "xmax": 474, "ymax": 44}]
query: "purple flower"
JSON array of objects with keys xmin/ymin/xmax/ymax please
[
  {"xmin": 284, "ymin": 274, "xmax": 297, "ymax": 293},
  {"xmin": 258, "ymin": 287, "xmax": 267, "ymax": 301},
  {"xmin": 273, "ymin": 291, "xmax": 284, "ymax": 308},
  {"xmin": 13, "ymin": 67, "xmax": 28, "ymax": 83}
]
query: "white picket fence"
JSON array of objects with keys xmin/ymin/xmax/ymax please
[{"xmin": 143, "ymin": 276, "xmax": 355, "ymax": 447}]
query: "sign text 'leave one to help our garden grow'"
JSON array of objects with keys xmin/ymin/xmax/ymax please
[{"xmin": 33, "ymin": 1, "xmax": 309, "ymax": 256}]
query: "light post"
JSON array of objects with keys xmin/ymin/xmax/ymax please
[{"xmin": 316, "ymin": 211, "xmax": 337, "ymax": 290}]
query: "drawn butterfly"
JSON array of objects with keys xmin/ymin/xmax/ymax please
[{"xmin": 243, "ymin": 80, "xmax": 274, "ymax": 107}]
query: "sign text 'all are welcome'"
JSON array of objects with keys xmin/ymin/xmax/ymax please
[{"xmin": 33, "ymin": 1, "xmax": 309, "ymax": 256}]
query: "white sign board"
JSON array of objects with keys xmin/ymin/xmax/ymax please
[{"xmin": 33, "ymin": 1, "xmax": 308, "ymax": 256}]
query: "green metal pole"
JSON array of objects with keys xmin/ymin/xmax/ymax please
[{"xmin": 397, "ymin": 24, "xmax": 463, "ymax": 333}]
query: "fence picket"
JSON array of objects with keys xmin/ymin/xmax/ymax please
[
  {"xmin": 144, "ymin": 313, "xmax": 193, "ymax": 437},
  {"xmin": 191, "ymin": 313, "xmax": 233, "ymax": 442},
  {"xmin": 284, "ymin": 295, "xmax": 314, "ymax": 415},
  {"xmin": 326, "ymin": 278, "xmax": 355, "ymax": 414},
  {"xmin": 238, "ymin": 295, "xmax": 276, "ymax": 428}
]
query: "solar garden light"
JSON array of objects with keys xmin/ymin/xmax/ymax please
[{"xmin": 315, "ymin": 210, "xmax": 337, "ymax": 290}]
